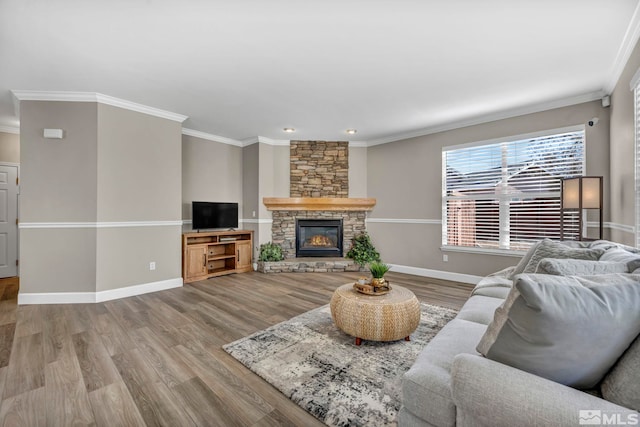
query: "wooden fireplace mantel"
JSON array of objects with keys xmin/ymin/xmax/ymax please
[{"xmin": 263, "ymin": 197, "xmax": 376, "ymax": 211}]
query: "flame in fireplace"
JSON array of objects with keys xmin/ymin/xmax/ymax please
[{"xmin": 306, "ymin": 235, "xmax": 334, "ymax": 247}]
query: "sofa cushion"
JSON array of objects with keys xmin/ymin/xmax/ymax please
[
  {"xmin": 601, "ymin": 335, "xmax": 640, "ymax": 411},
  {"xmin": 535, "ymin": 258, "xmax": 628, "ymax": 276},
  {"xmin": 522, "ymin": 239, "xmax": 604, "ymax": 274},
  {"xmin": 476, "ymin": 273, "xmax": 640, "ymax": 389},
  {"xmin": 402, "ymin": 318, "xmax": 486, "ymax": 427},
  {"xmin": 471, "ymin": 275, "xmax": 512, "ymax": 299},
  {"xmin": 456, "ymin": 295, "xmax": 504, "ymax": 325}
]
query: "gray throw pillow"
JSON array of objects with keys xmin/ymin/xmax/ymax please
[
  {"xmin": 476, "ymin": 273, "xmax": 640, "ymax": 389},
  {"xmin": 601, "ymin": 335, "xmax": 640, "ymax": 411},
  {"xmin": 509, "ymin": 241, "xmax": 541, "ymax": 280},
  {"xmin": 535, "ymin": 259, "xmax": 628, "ymax": 276},
  {"xmin": 600, "ymin": 248, "xmax": 640, "ymax": 272},
  {"xmin": 522, "ymin": 239, "xmax": 604, "ymax": 274}
]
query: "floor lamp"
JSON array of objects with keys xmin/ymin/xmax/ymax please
[{"xmin": 560, "ymin": 176, "xmax": 603, "ymax": 241}]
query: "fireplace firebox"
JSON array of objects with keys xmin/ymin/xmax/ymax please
[{"xmin": 296, "ymin": 219, "xmax": 343, "ymax": 257}]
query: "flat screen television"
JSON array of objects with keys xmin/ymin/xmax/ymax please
[{"xmin": 192, "ymin": 201, "xmax": 239, "ymax": 230}]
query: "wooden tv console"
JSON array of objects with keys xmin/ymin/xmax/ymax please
[{"xmin": 182, "ymin": 230, "xmax": 254, "ymax": 283}]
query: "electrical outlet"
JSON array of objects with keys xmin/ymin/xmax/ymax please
[
  {"xmin": 252, "ymin": 210, "xmax": 256, "ymax": 217},
  {"xmin": 149, "ymin": 261, "xmax": 156, "ymax": 270},
  {"xmin": 443, "ymin": 254, "xmax": 448, "ymax": 262}
]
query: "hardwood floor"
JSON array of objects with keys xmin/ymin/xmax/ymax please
[{"xmin": 0, "ymin": 272, "xmax": 473, "ymax": 426}]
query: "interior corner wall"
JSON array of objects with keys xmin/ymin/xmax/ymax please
[
  {"xmin": 182, "ymin": 134, "xmax": 243, "ymax": 231},
  {"xmin": 367, "ymin": 100, "xmax": 611, "ymax": 278},
  {"xmin": 242, "ymin": 143, "xmax": 260, "ymax": 257},
  {"xmin": 95, "ymin": 104, "xmax": 182, "ymax": 292},
  {"xmin": 272, "ymin": 145, "xmax": 290, "ymax": 198},
  {"xmin": 19, "ymin": 101, "xmax": 99, "ymax": 294},
  {"xmin": 256, "ymin": 143, "xmax": 275, "ymax": 248},
  {"xmin": 609, "ymin": 38, "xmax": 640, "ymax": 246},
  {"xmin": 0, "ymin": 131, "xmax": 20, "ymax": 164},
  {"xmin": 349, "ymin": 146, "xmax": 367, "ymax": 197}
]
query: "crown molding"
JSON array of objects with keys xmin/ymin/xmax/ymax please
[
  {"xmin": 366, "ymin": 91, "xmax": 604, "ymax": 146},
  {"xmin": 182, "ymin": 128, "xmax": 243, "ymax": 147},
  {"xmin": 605, "ymin": 1, "xmax": 640, "ymax": 94},
  {"xmin": 241, "ymin": 136, "xmax": 291, "ymax": 147},
  {"xmin": 257, "ymin": 136, "xmax": 290, "ymax": 146},
  {"xmin": 348, "ymin": 141, "xmax": 367, "ymax": 148},
  {"xmin": 0, "ymin": 125, "xmax": 19, "ymax": 134},
  {"xmin": 11, "ymin": 90, "xmax": 188, "ymax": 123}
]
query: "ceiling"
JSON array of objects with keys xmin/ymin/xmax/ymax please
[{"xmin": 1, "ymin": 0, "xmax": 639, "ymax": 145}]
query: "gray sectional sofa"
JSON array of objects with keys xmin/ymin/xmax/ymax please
[{"xmin": 399, "ymin": 239, "xmax": 640, "ymax": 427}]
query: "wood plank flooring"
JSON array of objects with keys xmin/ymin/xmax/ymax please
[{"xmin": 0, "ymin": 272, "xmax": 473, "ymax": 426}]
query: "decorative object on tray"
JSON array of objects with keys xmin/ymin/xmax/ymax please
[
  {"xmin": 369, "ymin": 261, "xmax": 390, "ymax": 285},
  {"xmin": 353, "ymin": 281, "xmax": 391, "ymax": 295}
]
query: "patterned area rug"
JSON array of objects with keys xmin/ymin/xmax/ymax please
[{"xmin": 223, "ymin": 303, "xmax": 457, "ymax": 427}]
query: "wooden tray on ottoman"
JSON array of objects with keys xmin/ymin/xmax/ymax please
[{"xmin": 353, "ymin": 282, "xmax": 391, "ymax": 295}]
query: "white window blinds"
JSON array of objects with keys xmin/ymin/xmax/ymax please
[{"xmin": 442, "ymin": 128, "xmax": 585, "ymax": 251}]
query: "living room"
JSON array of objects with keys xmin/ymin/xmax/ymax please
[{"xmin": 1, "ymin": 1, "xmax": 640, "ymax": 426}]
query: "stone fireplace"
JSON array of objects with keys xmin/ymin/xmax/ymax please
[
  {"xmin": 259, "ymin": 140, "xmax": 375, "ymax": 272},
  {"xmin": 296, "ymin": 219, "xmax": 343, "ymax": 257},
  {"xmin": 264, "ymin": 198, "xmax": 375, "ymax": 259}
]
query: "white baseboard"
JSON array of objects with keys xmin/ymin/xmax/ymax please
[
  {"xmin": 388, "ymin": 264, "xmax": 482, "ymax": 285},
  {"xmin": 17, "ymin": 277, "xmax": 183, "ymax": 305}
]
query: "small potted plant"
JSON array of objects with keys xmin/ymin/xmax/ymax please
[
  {"xmin": 346, "ymin": 233, "xmax": 381, "ymax": 267},
  {"xmin": 258, "ymin": 242, "xmax": 284, "ymax": 262},
  {"xmin": 369, "ymin": 261, "xmax": 390, "ymax": 287}
]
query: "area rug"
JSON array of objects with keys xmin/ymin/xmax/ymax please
[{"xmin": 223, "ymin": 303, "xmax": 457, "ymax": 427}]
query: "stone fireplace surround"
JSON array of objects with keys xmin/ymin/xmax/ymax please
[
  {"xmin": 273, "ymin": 210, "xmax": 364, "ymax": 259},
  {"xmin": 258, "ymin": 197, "xmax": 375, "ymax": 273}
]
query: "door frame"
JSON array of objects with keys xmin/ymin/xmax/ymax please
[{"xmin": 0, "ymin": 162, "xmax": 20, "ymax": 277}]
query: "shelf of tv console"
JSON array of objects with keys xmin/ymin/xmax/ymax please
[{"xmin": 182, "ymin": 230, "xmax": 254, "ymax": 283}]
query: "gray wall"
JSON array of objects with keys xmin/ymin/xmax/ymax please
[
  {"xmin": 367, "ymin": 100, "xmax": 611, "ymax": 277},
  {"xmin": 20, "ymin": 101, "xmax": 99, "ymax": 294},
  {"xmin": 182, "ymin": 134, "xmax": 243, "ymax": 228},
  {"xmin": 241, "ymin": 143, "xmax": 260, "ymax": 257},
  {"xmin": 20, "ymin": 102, "xmax": 98, "ymax": 223},
  {"xmin": 609, "ymin": 38, "xmax": 640, "ymax": 246},
  {"xmin": 272, "ymin": 145, "xmax": 290, "ymax": 198},
  {"xmin": 0, "ymin": 132, "xmax": 19, "ymax": 164},
  {"xmin": 95, "ymin": 104, "xmax": 182, "ymax": 292},
  {"xmin": 19, "ymin": 100, "xmax": 182, "ymax": 296},
  {"xmin": 349, "ymin": 146, "xmax": 367, "ymax": 197}
]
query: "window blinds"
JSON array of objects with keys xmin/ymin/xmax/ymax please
[{"xmin": 442, "ymin": 129, "xmax": 585, "ymax": 251}]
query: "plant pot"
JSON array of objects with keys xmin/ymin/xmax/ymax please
[{"xmin": 371, "ymin": 277, "xmax": 386, "ymax": 287}]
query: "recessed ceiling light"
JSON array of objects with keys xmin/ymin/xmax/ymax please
[
  {"xmin": 346, "ymin": 129, "xmax": 357, "ymax": 135},
  {"xmin": 283, "ymin": 127, "xmax": 295, "ymax": 133}
]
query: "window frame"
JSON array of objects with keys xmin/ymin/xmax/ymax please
[
  {"xmin": 634, "ymin": 67, "xmax": 640, "ymax": 248},
  {"xmin": 441, "ymin": 125, "xmax": 586, "ymax": 255}
]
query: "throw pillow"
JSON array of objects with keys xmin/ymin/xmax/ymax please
[
  {"xmin": 476, "ymin": 273, "xmax": 640, "ymax": 389},
  {"xmin": 509, "ymin": 241, "xmax": 541, "ymax": 279},
  {"xmin": 522, "ymin": 239, "xmax": 604, "ymax": 274},
  {"xmin": 600, "ymin": 248, "xmax": 640, "ymax": 272},
  {"xmin": 535, "ymin": 259, "xmax": 628, "ymax": 276},
  {"xmin": 601, "ymin": 335, "xmax": 640, "ymax": 411}
]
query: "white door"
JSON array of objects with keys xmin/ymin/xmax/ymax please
[{"xmin": 0, "ymin": 166, "xmax": 18, "ymax": 278}]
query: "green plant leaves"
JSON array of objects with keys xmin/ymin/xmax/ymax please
[{"xmin": 345, "ymin": 233, "xmax": 381, "ymax": 267}]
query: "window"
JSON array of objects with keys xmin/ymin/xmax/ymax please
[
  {"xmin": 442, "ymin": 127, "xmax": 585, "ymax": 252},
  {"xmin": 634, "ymin": 71, "xmax": 640, "ymax": 248}
]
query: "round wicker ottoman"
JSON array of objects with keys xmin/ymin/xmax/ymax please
[{"xmin": 330, "ymin": 283, "xmax": 421, "ymax": 345}]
